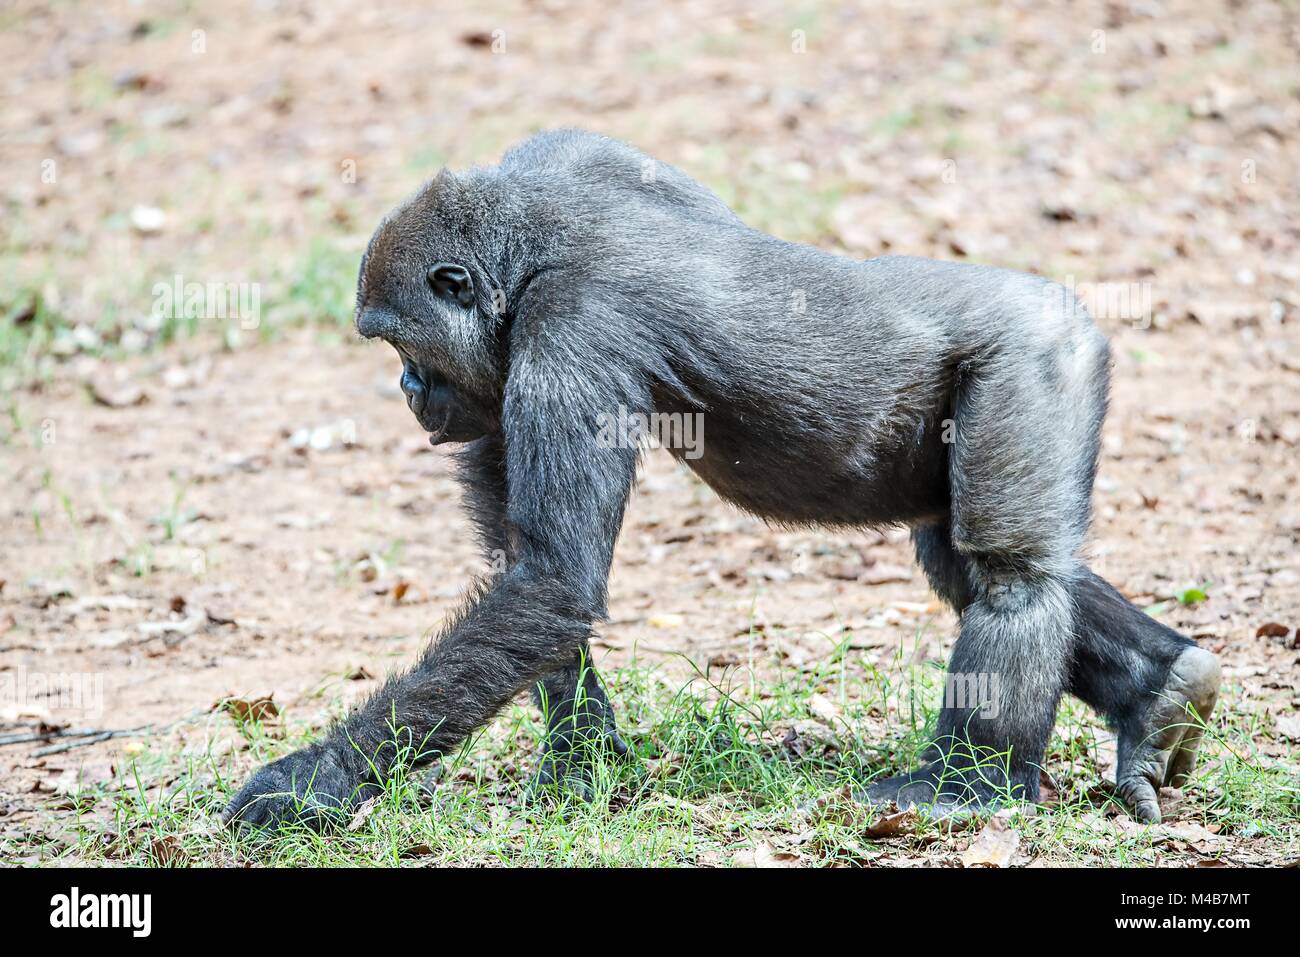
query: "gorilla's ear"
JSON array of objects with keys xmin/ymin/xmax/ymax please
[{"xmin": 428, "ymin": 263, "xmax": 475, "ymax": 307}]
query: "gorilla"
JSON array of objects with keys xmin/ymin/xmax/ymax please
[{"xmin": 223, "ymin": 129, "xmax": 1220, "ymax": 830}]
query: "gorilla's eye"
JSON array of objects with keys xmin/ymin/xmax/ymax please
[{"xmin": 427, "ymin": 263, "xmax": 475, "ymax": 307}]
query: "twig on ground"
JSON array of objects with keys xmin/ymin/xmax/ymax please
[
  {"xmin": 31, "ymin": 727, "xmax": 151, "ymax": 756},
  {"xmin": 0, "ymin": 726, "xmax": 143, "ymax": 747},
  {"xmin": 1, "ymin": 706, "xmax": 209, "ymax": 755}
]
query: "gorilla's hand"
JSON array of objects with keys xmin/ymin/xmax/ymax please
[{"xmin": 221, "ymin": 743, "xmax": 372, "ymax": 833}]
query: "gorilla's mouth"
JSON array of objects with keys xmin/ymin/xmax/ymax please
[
  {"xmin": 426, "ymin": 403, "xmax": 454, "ymax": 444},
  {"xmin": 391, "ymin": 346, "xmax": 489, "ymax": 445},
  {"xmin": 399, "ymin": 359, "xmax": 466, "ymax": 443}
]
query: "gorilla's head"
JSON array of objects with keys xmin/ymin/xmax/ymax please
[{"xmin": 354, "ymin": 171, "xmax": 506, "ymax": 445}]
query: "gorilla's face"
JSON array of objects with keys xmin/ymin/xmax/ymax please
[{"xmin": 353, "ymin": 177, "xmax": 502, "ymax": 445}]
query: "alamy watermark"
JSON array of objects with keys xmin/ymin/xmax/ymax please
[
  {"xmin": 1, "ymin": 667, "xmax": 104, "ymax": 720},
  {"xmin": 1051, "ymin": 275, "xmax": 1153, "ymax": 328},
  {"xmin": 944, "ymin": 671, "xmax": 1001, "ymax": 720},
  {"xmin": 595, "ymin": 404, "xmax": 705, "ymax": 460},
  {"xmin": 50, "ymin": 887, "xmax": 150, "ymax": 937},
  {"xmin": 152, "ymin": 274, "xmax": 261, "ymax": 330}
]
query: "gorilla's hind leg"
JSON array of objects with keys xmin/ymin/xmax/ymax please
[
  {"xmin": 1070, "ymin": 571, "xmax": 1220, "ymax": 822},
  {"xmin": 905, "ymin": 533, "xmax": 1221, "ymax": 822},
  {"xmin": 867, "ymin": 561, "xmax": 1073, "ymax": 814},
  {"xmin": 870, "ymin": 327, "xmax": 1106, "ymax": 815}
]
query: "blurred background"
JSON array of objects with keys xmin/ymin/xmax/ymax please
[{"xmin": 0, "ymin": 1, "xmax": 1297, "ymax": 865}]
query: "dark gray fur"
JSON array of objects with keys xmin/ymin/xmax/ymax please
[{"xmin": 222, "ymin": 130, "xmax": 1219, "ymax": 830}]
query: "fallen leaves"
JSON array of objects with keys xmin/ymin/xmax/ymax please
[
  {"xmin": 960, "ymin": 812, "xmax": 1021, "ymax": 868},
  {"xmin": 347, "ymin": 797, "xmax": 379, "ymax": 832},
  {"xmin": 864, "ymin": 806, "xmax": 921, "ymax": 840},
  {"xmin": 1274, "ymin": 713, "xmax": 1300, "ymax": 743},
  {"xmin": 148, "ymin": 834, "xmax": 188, "ymax": 867},
  {"xmin": 1255, "ymin": 621, "xmax": 1292, "ymax": 640},
  {"xmin": 733, "ymin": 841, "xmax": 804, "ymax": 868},
  {"xmin": 1156, "ymin": 820, "xmax": 1222, "ymax": 855},
  {"xmin": 221, "ymin": 694, "xmax": 279, "ymax": 724},
  {"xmin": 753, "ymin": 842, "xmax": 804, "ymax": 867}
]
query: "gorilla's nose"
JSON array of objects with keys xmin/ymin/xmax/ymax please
[{"xmin": 400, "ymin": 367, "xmax": 427, "ymax": 416}]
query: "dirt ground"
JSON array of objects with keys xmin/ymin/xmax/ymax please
[{"xmin": 1, "ymin": 0, "xmax": 1297, "ymax": 865}]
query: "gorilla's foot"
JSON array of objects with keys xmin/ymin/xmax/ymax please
[
  {"xmin": 1116, "ymin": 645, "xmax": 1221, "ymax": 823},
  {"xmin": 863, "ymin": 760, "xmax": 1023, "ymax": 819}
]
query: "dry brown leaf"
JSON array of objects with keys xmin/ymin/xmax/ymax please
[
  {"xmin": 1255, "ymin": 621, "xmax": 1291, "ymax": 639},
  {"xmin": 863, "ymin": 806, "xmax": 919, "ymax": 839},
  {"xmin": 347, "ymin": 797, "xmax": 379, "ymax": 832},
  {"xmin": 1158, "ymin": 820, "xmax": 1220, "ymax": 853},
  {"xmin": 222, "ymin": 694, "xmax": 279, "ymax": 723},
  {"xmin": 961, "ymin": 812, "xmax": 1020, "ymax": 868},
  {"xmin": 745, "ymin": 841, "xmax": 803, "ymax": 868},
  {"xmin": 1037, "ymin": 771, "xmax": 1059, "ymax": 807},
  {"xmin": 150, "ymin": 834, "xmax": 188, "ymax": 866},
  {"xmin": 1274, "ymin": 713, "xmax": 1300, "ymax": 742}
]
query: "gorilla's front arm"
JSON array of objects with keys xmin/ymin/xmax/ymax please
[{"xmin": 223, "ymin": 313, "xmax": 643, "ymax": 829}]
